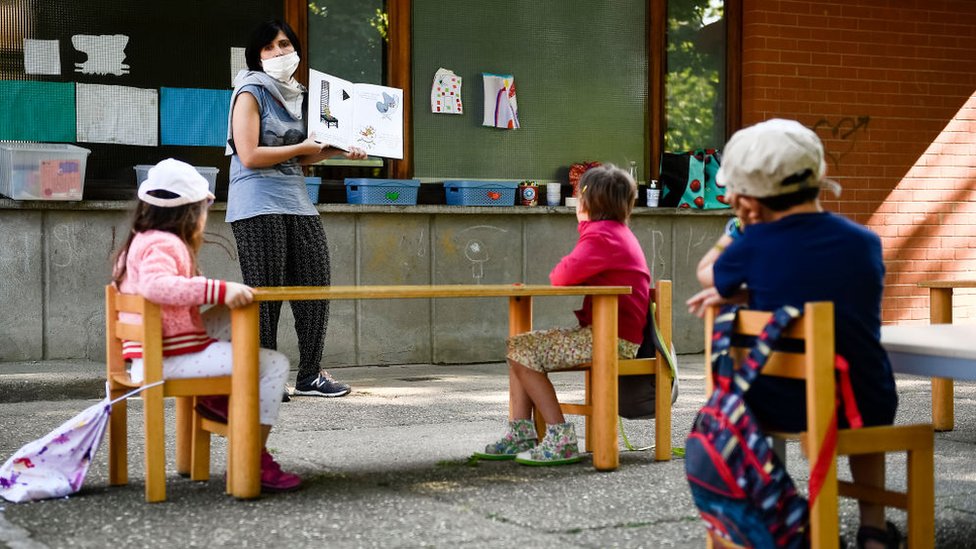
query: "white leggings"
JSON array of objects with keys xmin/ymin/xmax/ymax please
[{"xmin": 130, "ymin": 305, "xmax": 289, "ymax": 426}]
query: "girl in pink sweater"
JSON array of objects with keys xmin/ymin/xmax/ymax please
[
  {"xmin": 475, "ymin": 165, "xmax": 651, "ymax": 465},
  {"xmin": 112, "ymin": 158, "xmax": 300, "ymax": 492}
]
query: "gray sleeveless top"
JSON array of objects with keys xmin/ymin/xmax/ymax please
[{"xmin": 225, "ymin": 81, "xmax": 318, "ymax": 223}]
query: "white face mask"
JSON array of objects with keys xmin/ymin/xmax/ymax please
[{"xmin": 262, "ymin": 51, "xmax": 300, "ymax": 82}]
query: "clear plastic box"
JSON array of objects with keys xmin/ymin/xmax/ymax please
[
  {"xmin": 443, "ymin": 180, "xmax": 518, "ymax": 206},
  {"xmin": 134, "ymin": 164, "xmax": 218, "ymax": 194},
  {"xmin": 0, "ymin": 143, "xmax": 91, "ymax": 201},
  {"xmin": 345, "ymin": 178, "xmax": 421, "ymax": 205}
]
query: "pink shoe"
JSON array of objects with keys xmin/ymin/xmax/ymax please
[{"xmin": 260, "ymin": 449, "xmax": 302, "ymax": 492}]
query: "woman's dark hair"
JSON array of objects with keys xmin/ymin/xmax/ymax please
[
  {"xmin": 578, "ymin": 164, "xmax": 637, "ymax": 223},
  {"xmin": 245, "ymin": 20, "xmax": 302, "ymax": 72},
  {"xmin": 112, "ymin": 195, "xmax": 207, "ymax": 285}
]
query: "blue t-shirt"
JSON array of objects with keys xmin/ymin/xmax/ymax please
[
  {"xmin": 713, "ymin": 211, "xmax": 897, "ymax": 430},
  {"xmin": 225, "ymin": 83, "xmax": 318, "ymax": 223}
]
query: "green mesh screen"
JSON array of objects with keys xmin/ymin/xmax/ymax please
[{"xmin": 412, "ymin": 0, "xmax": 647, "ymax": 181}]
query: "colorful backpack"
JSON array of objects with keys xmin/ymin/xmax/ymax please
[{"xmin": 685, "ymin": 305, "xmax": 810, "ymax": 548}]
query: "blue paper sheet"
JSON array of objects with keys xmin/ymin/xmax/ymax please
[{"xmin": 160, "ymin": 87, "xmax": 232, "ymax": 147}]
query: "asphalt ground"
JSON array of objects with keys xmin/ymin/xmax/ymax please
[{"xmin": 0, "ymin": 358, "xmax": 974, "ymax": 548}]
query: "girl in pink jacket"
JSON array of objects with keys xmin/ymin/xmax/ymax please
[
  {"xmin": 112, "ymin": 158, "xmax": 300, "ymax": 492},
  {"xmin": 475, "ymin": 165, "xmax": 651, "ymax": 465}
]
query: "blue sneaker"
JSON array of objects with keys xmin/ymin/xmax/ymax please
[{"xmin": 293, "ymin": 371, "xmax": 351, "ymax": 397}]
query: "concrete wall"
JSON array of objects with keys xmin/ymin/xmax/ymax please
[{"xmin": 0, "ymin": 200, "xmax": 728, "ymax": 367}]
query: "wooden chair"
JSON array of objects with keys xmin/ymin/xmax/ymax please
[
  {"xmin": 105, "ymin": 284, "xmax": 230, "ymax": 502},
  {"xmin": 539, "ymin": 279, "xmax": 674, "ymax": 462},
  {"xmin": 704, "ymin": 302, "xmax": 934, "ymax": 548}
]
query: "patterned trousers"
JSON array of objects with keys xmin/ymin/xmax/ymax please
[{"xmin": 231, "ymin": 214, "xmax": 330, "ymax": 385}]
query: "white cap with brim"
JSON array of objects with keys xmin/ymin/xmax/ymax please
[
  {"xmin": 137, "ymin": 158, "xmax": 216, "ymax": 207},
  {"xmin": 716, "ymin": 118, "xmax": 841, "ymax": 198}
]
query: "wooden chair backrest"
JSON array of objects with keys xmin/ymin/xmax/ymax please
[
  {"xmin": 105, "ymin": 284, "xmax": 165, "ymax": 386},
  {"xmin": 704, "ymin": 302, "xmax": 836, "ymax": 453}
]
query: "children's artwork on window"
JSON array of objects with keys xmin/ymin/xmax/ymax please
[
  {"xmin": 0, "ymin": 81, "xmax": 75, "ymax": 142},
  {"xmin": 431, "ymin": 67, "xmax": 462, "ymax": 114},
  {"xmin": 160, "ymin": 87, "xmax": 232, "ymax": 147},
  {"xmin": 230, "ymin": 47, "xmax": 247, "ymax": 86},
  {"xmin": 76, "ymin": 83, "xmax": 157, "ymax": 146},
  {"xmin": 482, "ymin": 73, "xmax": 519, "ymax": 129},
  {"xmin": 23, "ymin": 39, "xmax": 61, "ymax": 76},
  {"xmin": 71, "ymin": 34, "xmax": 130, "ymax": 76}
]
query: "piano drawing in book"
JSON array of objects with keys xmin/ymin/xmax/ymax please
[{"xmin": 308, "ymin": 69, "xmax": 403, "ymax": 159}]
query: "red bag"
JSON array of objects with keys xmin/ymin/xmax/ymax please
[{"xmin": 568, "ymin": 161, "xmax": 601, "ymax": 197}]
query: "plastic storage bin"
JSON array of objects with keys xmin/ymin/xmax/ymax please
[
  {"xmin": 134, "ymin": 164, "xmax": 218, "ymax": 194},
  {"xmin": 0, "ymin": 143, "xmax": 91, "ymax": 200},
  {"xmin": 444, "ymin": 180, "xmax": 518, "ymax": 206},
  {"xmin": 345, "ymin": 178, "xmax": 421, "ymax": 205},
  {"xmin": 305, "ymin": 176, "xmax": 322, "ymax": 203}
]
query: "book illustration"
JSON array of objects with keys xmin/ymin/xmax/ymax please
[
  {"xmin": 375, "ymin": 92, "xmax": 398, "ymax": 120},
  {"xmin": 319, "ymin": 80, "xmax": 338, "ymax": 128},
  {"xmin": 308, "ymin": 69, "xmax": 403, "ymax": 159}
]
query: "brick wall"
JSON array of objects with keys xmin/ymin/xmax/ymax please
[{"xmin": 742, "ymin": 0, "xmax": 976, "ymax": 323}]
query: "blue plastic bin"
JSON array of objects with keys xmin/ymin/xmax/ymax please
[
  {"xmin": 305, "ymin": 176, "xmax": 321, "ymax": 204},
  {"xmin": 443, "ymin": 180, "xmax": 518, "ymax": 206},
  {"xmin": 345, "ymin": 178, "xmax": 421, "ymax": 205}
]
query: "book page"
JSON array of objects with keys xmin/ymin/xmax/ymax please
[
  {"xmin": 349, "ymin": 83, "xmax": 404, "ymax": 159},
  {"xmin": 308, "ymin": 69, "xmax": 355, "ymax": 150}
]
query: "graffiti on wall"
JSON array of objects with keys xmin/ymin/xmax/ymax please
[{"xmin": 812, "ymin": 115, "xmax": 870, "ymax": 169}]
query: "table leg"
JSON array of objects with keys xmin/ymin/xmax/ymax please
[
  {"xmin": 230, "ymin": 303, "xmax": 261, "ymax": 499},
  {"xmin": 508, "ymin": 296, "xmax": 540, "ymax": 429},
  {"xmin": 929, "ymin": 288, "xmax": 954, "ymax": 431},
  {"xmin": 591, "ymin": 295, "xmax": 619, "ymax": 471}
]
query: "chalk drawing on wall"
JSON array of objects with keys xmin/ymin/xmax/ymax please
[
  {"xmin": 459, "ymin": 225, "xmax": 508, "ymax": 283},
  {"xmin": 72, "ymin": 34, "xmax": 130, "ymax": 76}
]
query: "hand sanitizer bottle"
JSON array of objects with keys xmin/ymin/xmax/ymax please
[{"xmin": 646, "ymin": 179, "xmax": 660, "ymax": 208}]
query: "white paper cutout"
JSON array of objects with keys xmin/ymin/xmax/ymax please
[
  {"xmin": 230, "ymin": 47, "xmax": 247, "ymax": 86},
  {"xmin": 431, "ymin": 68, "xmax": 462, "ymax": 114},
  {"xmin": 76, "ymin": 83, "xmax": 158, "ymax": 146},
  {"xmin": 72, "ymin": 34, "xmax": 130, "ymax": 76},
  {"xmin": 23, "ymin": 39, "xmax": 61, "ymax": 75}
]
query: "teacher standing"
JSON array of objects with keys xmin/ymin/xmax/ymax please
[{"xmin": 226, "ymin": 19, "xmax": 366, "ymax": 398}]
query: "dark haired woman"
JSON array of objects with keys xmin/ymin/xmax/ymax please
[{"xmin": 226, "ymin": 20, "xmax": 365, "ymax": 398}]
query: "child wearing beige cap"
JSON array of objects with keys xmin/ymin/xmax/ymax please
[
  {"xmin": 112, "ymin": 158, "xmax": 301, "ymax": 492},
  {"xmin": 687, "ymin": 119, "xmax": 901, "ymax": 548}
]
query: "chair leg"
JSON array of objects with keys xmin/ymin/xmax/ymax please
[
  {"xmin": 175, "ymin": 396, "xmax": 192, "ymax": 476},
  {"xmin": 655, "ymin": 363, "xmax": 672, "ymax": 461},
  {"xmin": 809, "ymin": 455, "xmax": 839, "ymax": 549},
  {"xmin": 190, "ymin": 398, "xmax": 212, "ymax": 482},
  {"xmin": 907, "ymin": 442, "xmax": 935, "ymax": 548},
  {"xmin": 143, "ymin": 386, "xmax": 167, "ymax": 503},
  {"xmin": 108, "ymin": 396, "xmax": 128, "ymax": 486}
]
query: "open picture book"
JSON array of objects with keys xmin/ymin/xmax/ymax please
[{"xmin": 307, "ymin": 69, "xmax": 404, "ymax": 159}]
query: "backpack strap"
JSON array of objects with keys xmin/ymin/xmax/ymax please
[{"xmin": 808, "ymin": 354, "xmax": 865, "ymax": 506}]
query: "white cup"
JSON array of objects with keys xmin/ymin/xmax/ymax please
[{"xmin": 546, "ymin": 183, "xmax": 561, "ymax": 206}]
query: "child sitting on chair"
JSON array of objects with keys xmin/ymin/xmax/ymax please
[
  {"xmin": 475, "ymin": 164, "xmax": 651, "ymax": 466},
  {"xmin": 686, "ymin": 119, "xmax": 900, "ymax": 548},
  {"xmin": 111, "ymin": 158, "xmax": 300, "ymax": 492}
]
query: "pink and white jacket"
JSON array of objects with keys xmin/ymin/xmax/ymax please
[
  {"xmin": 117, "ymin": 230, "xmax": 227, "ymax": 359},
  {"xmin": 550, "ymin": 220, "xmax": 651, "ymax": 345}
]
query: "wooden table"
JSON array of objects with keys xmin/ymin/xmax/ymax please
[
  {"xmin": 918, "ymin": 280, "xmax": 976, "ymax": 431},
  {"xmin": 226, "ymin": 284, "xmax": 632, "ymax": 499}
]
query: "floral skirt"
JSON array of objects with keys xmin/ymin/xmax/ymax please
[{"xmin": 507, "ymin": 326, "xmax": 640, "ymax": 373}]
